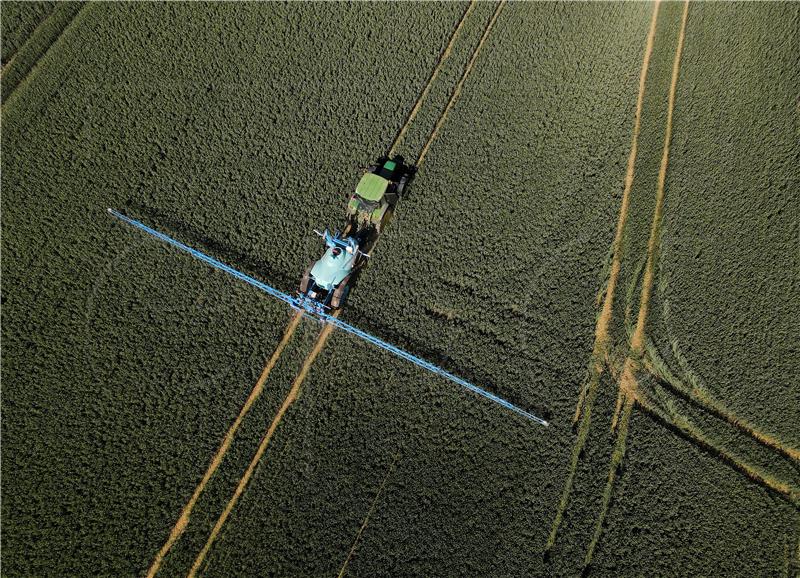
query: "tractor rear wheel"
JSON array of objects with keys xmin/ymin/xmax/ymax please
[{"xmin": 331, "ymin": 276, "xmax": 351, "ymax": 309}]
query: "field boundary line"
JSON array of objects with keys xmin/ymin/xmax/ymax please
[
  {"xmin": 187, "ymin": 315, "xmax": 339, "ymax": 578},
  {"xmin": 336, "ymin": 451, "xmax": 401, "ymax": 578},
  {"xmin": 146, "ymin": 311, "xmax": 302, "ymax": 577},
  {"xmin": 546, "ymin": 1, "xmax": 661, "ymax": 551},
  {"xmin": 573, "ymin": 0, "xmax": 661, "ymax": 424},
  {"xmin": 416, "ymin": 0, "xmax": 506, "ymax": 168},
  {"xmin": 388, "ymin": 0, "xmax": 477, "ymax": 157}
]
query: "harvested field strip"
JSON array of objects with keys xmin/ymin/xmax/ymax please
[
  {"xmin": 637, "ymin": 392, "xmax": 799, "ymax": 501},
  {"xmin": 388, "ymin": 0, "xmax": 477, "ymax": 157},
  {"xmin": 573, "ymin": 0, "xmax": 661, "ymax": 424},
  {"xmin": 146, "ymin": 311, "xmax": 302, "ymax": 577},
  {"xmin": 187, "ymin": 316, "xmax": 339, "ymax": 578},
  {"xmin": 416, "ymin": 0, "xmax": 506, "ymax": 168},
  {"xmin": 585, "ymin": 397, "xmax": 634, "ymax": 567},
  {"xmin": 644, "ymin": 347, "xmax": 800, "ymax": 462},
  {"xmin": 336, "ymin": 452, "xmax": 402, "ymax": 578},
  {"xmin": 1, "ymin": 2, "xmax": 84, "ymax": 104},
  {"xmin": 547, "ymin": 1, "xmax": 661, "ymax": 550}
]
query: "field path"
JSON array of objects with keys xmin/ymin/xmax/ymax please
[
  {"xmin": 546, "ymin": 0, "xmax": 661, "ymax": 551},
  {"xmin": 611, "ymin": 0, "xmax": 690, "ymax": 425},
  {"xmin": 573, "ymin": 0, "xmax": 661, "ymax": 423},
  {"xmin": 582, "ymin": 1, "xmax": 694, "ymax": 564},
  {"xmin": 187, "ymin": 315, "xmax": 339, "ymax": 578},
  {"xmin": 146, "ymin": 311, "xmax": 302, "ymax": 577}
]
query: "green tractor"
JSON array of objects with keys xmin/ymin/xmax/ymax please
[{"xmin": 346, "ymin": 156, "xmax": 413, "ymax": 234}]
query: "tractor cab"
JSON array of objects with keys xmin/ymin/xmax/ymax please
[
  {"xmin": 299, "ymin": 230, "xmax": 365, "ymax": 313},
  {"xmin": 346, "ymin": 156, "xmax": 413, "ymax": 233}
]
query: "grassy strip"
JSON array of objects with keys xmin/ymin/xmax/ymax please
[
  {"xmin": 637, "ymin": 392, "xmax": 799, "ymax": 503},
  {"xmin": 1, "ymin": 1, "xmax": 83, "ymax": 104},
  {"xmin": 188, "ymin": 317, "xmax": 339, "ymax": 577},
  {"xmin": 146, "ymin": 312, "xmax": 303, "ymax": 577},
  {"xmin": 584, "ymin": 397, "xmax": 634, "ymax": 567},
  {"xmin": 644, "ymin": 344, "xmax": 800, "ymax": 462}
]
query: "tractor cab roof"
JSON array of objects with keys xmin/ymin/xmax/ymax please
[{"xmin": 355, "ymin": 172, "xmax": 389, "ymax": 201}]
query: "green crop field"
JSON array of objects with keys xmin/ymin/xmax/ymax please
[{"xmin": 2, "ymin": 1, "xmax": 798, "ymax": 577}]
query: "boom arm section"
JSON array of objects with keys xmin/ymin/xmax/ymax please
[{"xmin": 107, "ymin": 209, "xmax": 548, "ymax": 426}]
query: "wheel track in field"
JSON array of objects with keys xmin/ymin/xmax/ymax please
[
  {"xmin": 643, "ymin": 347, "xmax": 800, "ymax": 462},
  {"xmin": 145, "ymin": 311, "xmax": 303, "ymax": 578},
  {"xmin": 181, "ymin": 2, "xmax": 510, "ymax": 572},
  {"xmin": 144, "ymin": 5, "xmax": 483, "ymax": 573},
  {"xmin": 1, "ymin": 2, "xmax": 85, "ymax": 106},
  {"xmin": 546, "ymin": 0, "xmax": 662, "ymax": 551},
  {"xmin": 0, "ymin": 2, "xmax": 56, "ymax": 72},
  {"xmin": 584, "ymin": 0, "xmax": 799, "ymax": 565},
  {"xmin": 389, "ymin": 0, "xmax": 478, "ymax": 157},
  {"xmin": 582, "ymin": 2, "xmax": 690, "ymax": 566},
  {"xmin": 416, "ymin": 0, "xmax": 506, "ymax": 168},
  {"xmin": 636, "ymin": 388, "xmax": 799, "ymax": 501},
  {"xmin": 187, "ymin": 316, "xmax": 339, "ymax": 578},
  {"xmin": 336, "ymin": 451, "xmax": 402, "ymax": 578}
]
